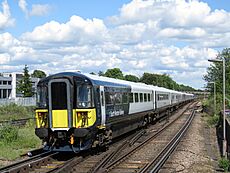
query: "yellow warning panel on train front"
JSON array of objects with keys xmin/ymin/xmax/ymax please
[{"xmin": 52, "ymin": 110, "xmax": 68, "ymax": 128}]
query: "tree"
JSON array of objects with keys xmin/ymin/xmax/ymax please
[
  {"xmin": 104, "ymin": 68, "xmax": 124, "ymax": 80},
  {"xmin": 31, "ymin": 70, "xmax": 46, "ymax": 78},
  {"xmin": 139, "ymin": 73, "xmax": 156, "ymax": 85},
  {"xmin": 204, "ymin": 48, "xmax": 230, "ymax": 96},
  {"xmin": 96, "ymin": 68, "xmax": 196, "ymax": 91},
  {"xmin": 17, "ymin": 65, "xmax": 33, "ymax": 97},
  {"xmin": 98, "ymin": 71, "xmax": 104, "ymax": 76},
  {"xmin": 90, "ymin": 72, "xmax": 96, "ymax": 75},
  {"xmin": 140, "ymin": 72, "xmax": 195, "ymax": 91},
  {"xmin": 124, "ymin": 74, "xmax": 139, "ymax": 82},
  {"xmin": 203, "ymin": 48, "xmax": 230, "ymax": 111}
]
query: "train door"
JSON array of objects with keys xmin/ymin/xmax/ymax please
[
  {"xmin": 169, "ymin": 93, "xmax": 172, "ymax": 105},
  {"xmin": 154, "ymin": 91, "xmax": 157, "ymax": 109},
  {"xmin": 100, "ymin": 86, "xmax": 106, "ymax": 126},
  {"xmin": 48, "ymin": 79, "xmax": 72, "ymax": 129},
  {"xmin": 152, "ymin": 91, "xmax": 155, "ymax": 110}
]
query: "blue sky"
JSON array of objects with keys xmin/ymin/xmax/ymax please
[
  {"xmin": 0, "ymin": 0, "xmax": 230, "ymax": 89},
  {"xmin": 7, "ymin": 0, "xmax": 132, "ymax": 36},
  {"xmin": 8, "ymin": 0, "xmax": 229, "ymax": 36},
  {"xmin": 203, "ymin": 0, "xmax": 230, "ymax": 11}
]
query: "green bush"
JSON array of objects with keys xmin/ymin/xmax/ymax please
[
  {"xmin": 0, "ymin": 125, "xmax": 18, "ymax": 143},
  {"xmin": 207, "ymin": 114, "xmax": 219, "ymax": 127},
  {"xmin": 202, "ymin": 99, "xmax": 209, "ymax": 107},
  {"xmin": 0, "ymin": 103, "xmax": 40, "ymax": 161},
  {"xmin": 0, "ymin": 123, "xmax": 41, "ymax": 161},
  {"xmin": 218, "ymin": 158, "xmax": 230, "ymax": 172},
  {"xmin": 0, "ymin": 103, "xmax": 35, "ymax": 121}
]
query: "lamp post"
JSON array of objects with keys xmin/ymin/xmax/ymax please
[
  {"xmin": 208, "ymin": 58, "xmax": 226, "ymax": 157},
  {"xmin": 208, "ymin": 82, "xmax": 216, "ymax": 115}
]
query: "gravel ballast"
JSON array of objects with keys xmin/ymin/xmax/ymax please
[{"xmin": 160, "ymin": 110, "xmax": 221, "ymax": 173}]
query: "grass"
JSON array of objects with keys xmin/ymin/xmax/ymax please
[
  {"xmin": 218, "ymin": 158, "xmax": 230, "ymax": 172},
  {"xmin": 0, "ymin": 104, "xmax": 41, "ymax": 163},
  {"xmin": 0, "ymin": 120, "xmax": 41, "ymax": 161},
  {"xmin": 0, "ymin": 103, "xmax": 35, "ymax": 121},
  {"xmin": 202, "ymin": 98, "xmax": 220, "ymax": 127},
  {"xmin": 207, "ymin": 114, "xmax": 219, "ymax": 127}
]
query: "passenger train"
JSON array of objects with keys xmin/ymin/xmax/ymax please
[{"xmin": 35, "ymin": 72, "xmax": 194, "ymax": 152}]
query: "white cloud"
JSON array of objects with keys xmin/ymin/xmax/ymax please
[
  {"xmin": 0, "ymin": 32, "xmax": 19, "ymax": 49},
  {"xmin": 108, "ymin": 0, "xmax": 230, "ymax": 48},
  {"xmin": 0, "ymin": 53, "xmax": 10, "ymax": 64},
  {"xmin": 0, "ymin": 0, "xmax": 14, "ymax": 29},
  {"xmin": 30, "ymin": 4, "xmax": 51, "ymax": 16},
  {"xmin": 109, "ymin": 23, "xmax": 146, "ymax": 44},
  {"xmin": 18, "ymin": 0, "xmax": 28, "ymax": 16},
  {"xmin": 21, "ymin": 16, "xmax": 108, "ymax": 46},
  {"xmin": 0, "ymin": 30, "xmax": 218, "ymax": 89},
  {"xmin": 129, "ymin": 60, "xmax": 147, "ymax": 69},
  {"xmin": 2, "ymin": 0, "xmax": 230, "ymax": 89},
  {"xmin": 161, "ymin": 56, "xmax": 177, "ymax": 67},
  {"xmin": 158, "ymin": 27, "xmax": 206, "ymax": 39},
  {"xmin": 18, "ymin": 0, "xmax": 51, "ymax": 17}
]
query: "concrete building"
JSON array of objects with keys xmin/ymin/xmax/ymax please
[{"xmin": 0, "ymin": 72, "xmax": 40, "ymax": 99}]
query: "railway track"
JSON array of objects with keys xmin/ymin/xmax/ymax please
[
  {"xmin": 55, "ymin": 102, "xmax": 197, "ymax": 173},
  {"xmin": 87, "ymin": 102, "xmax": 197, "ymax": 173},
  {"xmin": 138, "ymin": 104, "xmax": 196, "ymax": 173},
  {"xmin": 20, "ymin": 148, "xmax": 46, "ymax": 157},
  {"xmin": 0, "ymin": 102, "xmax": 197, "ymax": 173},
  {"xmin": 0, "ymin": 118, "xmax": 35, "ymax": 127},
  {"xmin": 0, "ymin": 151, "xmax": 79, "ymax": 173}
]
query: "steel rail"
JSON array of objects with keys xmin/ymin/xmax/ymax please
[
  {"xmin": 0, "ymin": 151, "xmax": 56, "ymax": 173},
  {"xmin": 138, "ymin": 108, "xmax": 196, "ymax": 173},
  {"xmin": 128, "ymin": 129, "xmax": 146, "ymax": 146},
  {"xmin": 94, "ymin": 102, "xmax": 196, "ymax": 173},
  {"xmin": 89, "ymin": 129, "xmax": 146, "ymax": 173},
  {"xmin": 45, "ymin": 156, "xmax": 83, "ymax": 173},
  {"xmin": 20, "ymin": 147, "xmax": 44, "ymax": 157}
]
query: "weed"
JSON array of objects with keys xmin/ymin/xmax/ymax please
[
  {"xmin": 0, "ymin": 104, "xmax": 40, "ymax": 161},
  {"xmin": 207, "ymin": 114, "xmax": 219, "ymax": 127},
  {"xmin": 0, "ymin": 103, "xmax": 35, "ymax": 121},
  {"xmin": 218, "ymin": 158, "xmax": 230, "ymax": 172},
  {"xmin": 0, "ymin": 125, "xmax": 18, "ymax": 143},
  {"xmin": 0, "ymin": 123, "xmax": 40, "ymax": 160}
]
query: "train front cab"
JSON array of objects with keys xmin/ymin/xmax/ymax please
[{"xmin": 35, "ymin": 75, "xmax": 97, "ymax": 152}]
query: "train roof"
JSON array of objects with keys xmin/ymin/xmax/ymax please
[
  {"xmin": 84, "ymin": 74, "xmax": 191, "ymax": 95},
  {"xmin": 39, "ymin": 72, "xmax": 193, "ymax": 96},
  {"xmin": 85, "ymin": 73, "xmax": 159, "ymax": 91}
]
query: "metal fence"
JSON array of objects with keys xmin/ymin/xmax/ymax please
[{"xmin": 0, "ymin": 97, "xmax": 36, "ymax": 106}]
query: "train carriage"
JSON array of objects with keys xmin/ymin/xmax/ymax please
[{"xmin": 35, "ymin": 72, "xmax": 194, "ymax": 152}]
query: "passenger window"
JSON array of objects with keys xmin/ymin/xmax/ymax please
[
  {"xmin": 105, "ymin": 92, "xmax": 113, "ymax": 105},
  {"xmin": 114, "ymin": 93, "xmax": 122, "ymax": 104},
  {"xmin": 129, "ymin": 93, "xmax": 133, "ymax": 103},
  {"xmin": 147, "ymin": 94, "xmax": 150, "ymax": 101},
  {"xmin": 135, "ymin": 93, "xmax": 139, "ymax": 102},
  {"xmin": 77, "ymin": 84, "xmax": 94, "ymax": 108},
  {"xmin": 51, "ymin": 82, "xmax": 67, "ymax": 110},
  {"xmin": 122, "ymin": 93, "xmax": 128, "ymax": 104},
  {"xmin": 144, "ymin": 93, "xmax": 147, "ymax": 102},
  {"xmin": 140, "ymin": 93, "xmax": 143, "ymax": 102}
]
